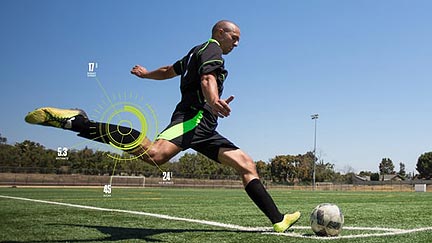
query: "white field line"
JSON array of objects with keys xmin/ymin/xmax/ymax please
[
  {"xmin": 1, "ymin": 195, "xmax": 431, "ymax": 240},
  {"xmin": 266, "ymin": 226, "xmax": 432, "ymax": 240},
  {"xmin": 0, "ymin": 195, "xmax": 267, "ymax": 232}
]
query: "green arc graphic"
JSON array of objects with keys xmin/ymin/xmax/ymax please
[{"xmin": 107, "ymin": 105, "xmax": 147, "ymax": 151}]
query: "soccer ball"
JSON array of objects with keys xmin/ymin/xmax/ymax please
[{"xmin": 310, "ymin": 203, "xmax": 344, "ymax": 236}]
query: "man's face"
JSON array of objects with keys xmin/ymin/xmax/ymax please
[{"xmin": 218, "ymin": 25, "xmax": 240, "ymax": 55}]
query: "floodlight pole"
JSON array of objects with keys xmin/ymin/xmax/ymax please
[{"xmin": 311, "ymin": 114, "xmax": 319, "ymax": 191}]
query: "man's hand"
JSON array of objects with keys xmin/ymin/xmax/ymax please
[
  {"xmin": 131, "ymin": 65, "xmax": 148, "ymax": 78},
  {"xmin": 209, "ymin": 95, "xmax": 235, "ymax": 118},
  {"xmin": 201, "ymin": 73, "xmax": 235, "ymax": 118},
  {"xmin": 131, "ymin": 65, "xmax": 177, "ymax": 80}
]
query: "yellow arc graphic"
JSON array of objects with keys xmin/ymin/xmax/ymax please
[{"xmin": 106, "ymin": 105, "xmax": 147, "ymax": 151}]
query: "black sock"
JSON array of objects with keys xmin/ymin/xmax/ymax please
[
  {"xmin": 245, "ymin": 178, "xmax": 284, "ymax": 224},
  {"xmin": 70, "ymin": 115, "xmax": 141, "ymax": 150}
]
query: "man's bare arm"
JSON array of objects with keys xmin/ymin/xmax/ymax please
[
  {"xmin": 131, "ymin": 65, "xmax": 177, "ymax": 80},
  {"xmin": 201, "ymin": 73, "xmax": 234, "ymax": 118}
]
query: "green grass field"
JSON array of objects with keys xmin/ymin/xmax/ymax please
[{"xmin": 0, "ymin": 187, "xmax": 431, "ymax": 243}]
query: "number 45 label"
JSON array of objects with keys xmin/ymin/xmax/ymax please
[{"xmin": 103, "ymin": 184, "xmax": 111, "ymax": 196}]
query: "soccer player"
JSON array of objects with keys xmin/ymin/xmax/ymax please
[{"xmin": 25, "ymin": 20, "xmax": 300, "ymax": 232}]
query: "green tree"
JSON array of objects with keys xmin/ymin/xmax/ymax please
[
  {"xmin": 269, "ymin": 152, "xmax": 319, "ymax": 184},
  {"xmin": 177, "ymin": 152, "xmax": 235, "ymax": 179},
  {"xmin": 73, "ymin": 147, "xmax": 96, "ymax": 174},
  {"xmin": 315, "ymin": 160, "xmax": 337, "ymax": 182},
  {"xmin": 256, "ymin": 160, "xmax": 271, "ymax": 179},
  {"xmin": 370, "ymin": 173, "xmax": 380, "ymax": 181},
  {"xmin": 270, "ymin": 155, "xmax": 296, "ymax": 183},
  {"xmin": 177, "ymin": 152, "xmax": 200, "ymax": 178},
  {"xmin": 417, "ymin": 152, "xmax": 432, "ymax": 179},
  {"xmin": 15, "ymin": 140, "xmax": 52, "ymax": 169},
  {"xmin": 0, "ymin": 143, "xmax": 20, "ymax": 168},
  {"xmin": 379, "ymin": 158, "xmax": 395, "ymax": 175},
  {"xmin": 398, "ymin": 162, "xmax": 406, "ymax": 177},
  {"xmin": 296, "ymin": 152, "xmax": 315, "ymax": 183}
]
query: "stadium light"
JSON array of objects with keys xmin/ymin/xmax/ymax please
[{"xmin": 311, "ymin": 114, "xmax": 319, "ymax": 191}]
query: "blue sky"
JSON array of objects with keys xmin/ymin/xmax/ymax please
[{"xmin": 1, "ymin": 0, "xmax": 430, "ymax": 174}]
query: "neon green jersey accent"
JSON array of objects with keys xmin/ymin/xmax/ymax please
[
  {"xmin": 157, "ymin": 110, "xmax": 204, "ymax": 141},
  {"xmin": 197, "ymin": 38, "xmax": 220, "ymax": 56}
]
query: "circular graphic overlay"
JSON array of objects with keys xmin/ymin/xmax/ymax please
[{"xmin": 92, "ymin": 94, "xmax": 159, "ymax": 162}]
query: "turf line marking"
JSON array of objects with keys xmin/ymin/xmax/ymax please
[
  {"xmin": 266, "ymin": 226, "xmax": 432, "ymax": 240},
  {"xmin": 0, "ymin": 195, "xmax": 268, "ymax": 232},
  {"xmin": 1, "ymin": 194, "xmax": 431, "ymax": 240}
]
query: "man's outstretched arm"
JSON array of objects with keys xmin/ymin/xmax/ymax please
[{"xmin": 131, "ymin": 65, "xmax": 177, "ymax": 80}]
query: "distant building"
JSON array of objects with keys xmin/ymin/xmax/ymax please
[
  {"xmin": 381, "ymin": 174, "xmax": 405, "ymax": 181},
  {"xmin": 353, "ymin": 174, "xmax": 406, "ymax": 183},
  {"xmin": 352, "ymin": 175, "xmax": 370, "ymax": 183}
]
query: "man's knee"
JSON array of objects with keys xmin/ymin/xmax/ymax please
[
  {"xmin": 220, "ymin": 148, "xmax": 257, "ymax": 175},
  {"xmin": 142, "ymin": 140, "xmax": 181, "ymax": 165},
  {"xmin": 242, "ymin": 155, "xmax": 258, "ymax": 174},
  {"xmin": 146, "ymin": 147, "xmax": 170, "ymax": 165}
]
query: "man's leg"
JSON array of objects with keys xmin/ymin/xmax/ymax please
[
  {"xmin": 128, "ymin": 138, "xmax": 182, "ymax": 165},
  {"xmin": 25, "ymin": 107, "xmax": 181, "ymax": 165},
  {"xmin": 218, "ymin": 148, "xmax": 301, "ymax": 232}
]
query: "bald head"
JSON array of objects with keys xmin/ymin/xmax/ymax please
[
  {"xmin": 211, "ymin": 20, "xmax": 240, "ymax": 55},
  {"xmin": 212, "ymin": 20, "xmax": 239, "ymax": 37}
]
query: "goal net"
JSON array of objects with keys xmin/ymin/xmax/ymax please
[{"xmin": 110, "ymin": 175, "xmax": 145, "ymax": 187}]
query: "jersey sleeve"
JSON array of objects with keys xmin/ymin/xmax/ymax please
[
  {"xmin": 198, "ymin": 43, "xmax": 224, "ymax": 75},
  {"xmin": 173, "ymin": 59, "xmax": 183, "ymax": 76}
]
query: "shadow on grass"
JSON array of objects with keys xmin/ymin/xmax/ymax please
[{"xmin": 1, "ymin": 223, "xmax": 257, "ymax": 242}]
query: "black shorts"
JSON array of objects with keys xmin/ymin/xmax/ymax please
[{"xmin": 156, "ymin": 108, "xmax": 238, "ymax": 162}]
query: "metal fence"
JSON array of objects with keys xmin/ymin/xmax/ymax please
[
  {"xmin": 1, "ymin": 172, "xmax": 430, "ymax": 192},
  {"xmin": 0, "ymin": 173, "xmax": 243, "ymax": 189}
]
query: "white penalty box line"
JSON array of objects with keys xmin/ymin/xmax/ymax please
[{"xmin": 1, "ymin": 195, "xmax": 431, "ymax": 240}]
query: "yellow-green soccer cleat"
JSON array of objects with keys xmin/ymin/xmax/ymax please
[
  {"xmin": 25, "ymin": 107, "xmax": 87, "ymax": 129},
  {"xmin": 273, "ymin": 211, "xmax": 301, "ymax": 233}
]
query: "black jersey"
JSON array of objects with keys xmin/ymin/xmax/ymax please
[
  {"xmin": 156, "ymin": 39, "xmax": 237, "ymax": 162},
  {"xmin": 172, "ymin": 39, "xmax": 228, "ymax": 112}
]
